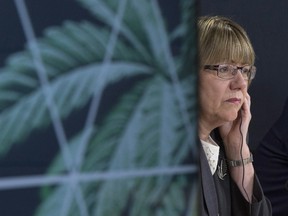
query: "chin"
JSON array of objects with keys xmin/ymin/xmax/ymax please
[
  {"xmin": 231, "ymin": 112, "xmax": 239, "ymax": 121},
  {"xmin": 223, "ymin": 112, "xmax": 239, "ymax": 122}
]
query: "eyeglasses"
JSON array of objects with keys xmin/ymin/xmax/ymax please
[{"xmin": 203, "ymin": 64, "xmax": 256, "ymax": 80}]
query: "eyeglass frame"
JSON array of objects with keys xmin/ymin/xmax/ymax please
[{"xmin": 203, "ymin": 64, "xmax": 256, "ymax": 80}]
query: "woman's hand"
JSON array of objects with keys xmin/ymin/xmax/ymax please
[
  {"xmin": 219, "ymin": 93, "xmax": 252, "ymax": 159},
  {"xmin": 219, "ymin": 93, "xmax": 255, "ymax": 202}
]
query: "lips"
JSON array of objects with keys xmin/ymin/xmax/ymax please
[{"xmin": 226, "ymin": 98, "xmax": 241, "ymax": 103}]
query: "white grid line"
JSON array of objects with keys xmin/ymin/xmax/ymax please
[
  {"xmin": 13, "ymin": 0, "xmax": 74, "ymax": 172},
  {"xmin": 0, "ymin": 0, "xmax": 199, "ymax": 214},
  {"xmin": 75, "ymin": 0, "xmax": 128, "ymax": 172},
  {"xmin": 61, "ymin": 188, "xmax": 74, "ymax": 216},
  {"xmin": 151, "ymin": 0, "xmax": 196, "ymax": 147},
  {"xmin": 13, "ymin": 0, "xmax": 88, "ymax": 215},
  {"xmin": 0, "ymin": 165, "xmax": 197, "ymax": 190}
]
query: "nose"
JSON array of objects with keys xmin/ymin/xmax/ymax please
[{"xmin": 230, "ymin": 70, "xmax": 247, "ymax": 90}]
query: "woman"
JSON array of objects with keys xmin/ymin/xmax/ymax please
[{"xmin": 198, "ymin": 16, "xmax": 272, "ymax": 215}]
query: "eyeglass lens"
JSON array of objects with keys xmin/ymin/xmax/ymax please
[{"xmin": 218, "ymin": 65, "xmax": 255, "ymax": 80}]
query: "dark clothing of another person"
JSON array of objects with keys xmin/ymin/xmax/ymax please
[{"xmin": 254, "ymin": 98, "xmax": 288, "ymax": 216}]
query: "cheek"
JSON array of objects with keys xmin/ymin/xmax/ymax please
[
  {"xmin": 198, "ymin": 73, "xmax": 228, "ymax": 110},
  {"xmin": 199, "ymin": 82, "xmax": 222, "ymax": 103},
  {"xmin": 199, "ymin": 88, "xmax": 221, "ymax": 114}
]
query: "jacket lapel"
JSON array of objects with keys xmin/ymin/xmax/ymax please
[{"xmin": 200, "ymin": 145, "xmax": 219, "ymax": 216}]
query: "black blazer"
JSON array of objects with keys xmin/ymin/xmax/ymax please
[
  {"xmin": 254, "ymin": 97, "xmax": 288, "ymax": 216},
  {"xmin": 200, "ymin": 141, "xmax": 272, "ymax": 216}
]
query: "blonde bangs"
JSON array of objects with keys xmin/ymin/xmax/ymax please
[{"xmin": 198, "ymin": 16, "xmax": 255, "ymax": 66}]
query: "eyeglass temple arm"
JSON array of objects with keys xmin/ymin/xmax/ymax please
[{"xmin": 203, "ymin": 65, "xmax": 219, "ymax": 70}]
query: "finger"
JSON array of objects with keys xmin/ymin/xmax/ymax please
[
  {"xmin": 242, "ymin": 93, "xmax": 250, "ymax": 111},
  {"xmin": 246, "ymin": 93, "xmax": 251, "ymax": 107}
]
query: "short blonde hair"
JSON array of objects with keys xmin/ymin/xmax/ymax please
[{"xmin": 198, "ymin": 16, "xmax": 255, "ymax": 67}]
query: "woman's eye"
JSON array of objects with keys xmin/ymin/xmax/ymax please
[
  {"xmin": 219, "ymin": 66, "xmax": 229, "ymax": 73},
  {"xmin": 242, "ymin": 67, "xmax": 250, "ymax": 74}
]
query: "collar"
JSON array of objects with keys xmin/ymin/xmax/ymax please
[{"xmin": 200, "ymin": 137, "xmax": 220, "ymax": 175}]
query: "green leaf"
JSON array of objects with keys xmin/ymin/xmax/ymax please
[
  {"xmin": 0, "ymin": 62, "xmax": 152, "ymax": 155},
  {"xmin": 0, "ymin": 0, "xmax": 199, "ymax": 215}
]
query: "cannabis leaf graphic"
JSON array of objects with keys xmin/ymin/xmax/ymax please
[{"xmin": 0, "ymin": 0, "xmax": 198, "ymax": 215}]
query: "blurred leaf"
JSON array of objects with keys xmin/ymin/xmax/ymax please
[
  {"xmin": 0, "ymin": 0, "xmax": 198, "ymax": 215},
  {"xmin": 0, "ymin": 62, "xmax": 152, "ymax": 155}
]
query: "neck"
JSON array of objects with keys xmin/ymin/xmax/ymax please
[{"xmin": 198, "ymin": 119, "xmax": 213, "ymax": 142}]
